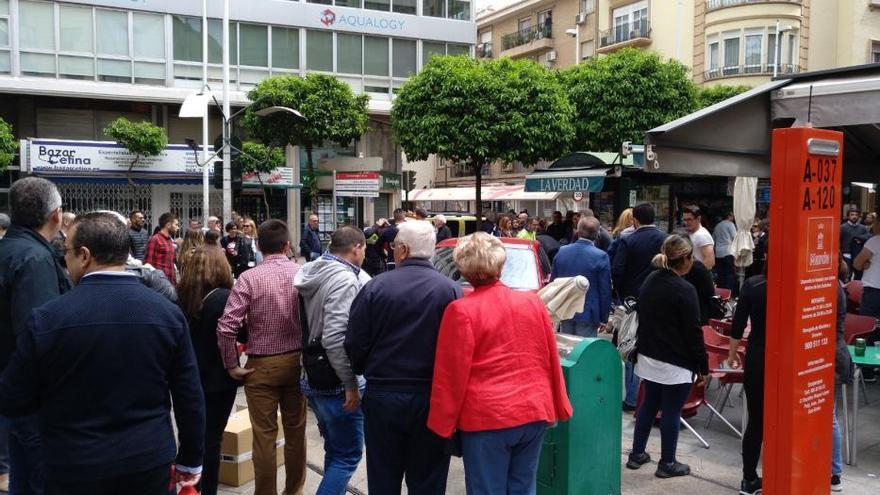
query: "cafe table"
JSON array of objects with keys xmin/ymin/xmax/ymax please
[{"xmin": 845, "ymin": 345, "xmax": 880, "ymax": 466}]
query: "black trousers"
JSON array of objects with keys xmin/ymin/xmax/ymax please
[
  {"xmin": 362, "ymin": 388, "xmax": 450, "ymax": 495},
  {"xmin": 201, "ymin": 388, "xmax": 239, "ymax": 495},
  {"xmin": 46, "ymin": 464, "xmax": 170, "ymax": 495},
  {"xmin": 742, "ymin": 364, "xmax": 765, "ymax": 481}
]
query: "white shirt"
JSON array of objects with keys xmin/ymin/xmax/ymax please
[
  {"xmin": 689, "ymin": 226, "xmax": 714, "ymax": 263},
  {"xmin": 862, "ymin": 235, "xmax": 880, "ymax": 289},
  {"xmin": 713, "ymin": 220, "xmax": 737, "ymax": 258},
  {"xmin": 635, "ymin": 354, "xmax": 694, "ymax": 385}
]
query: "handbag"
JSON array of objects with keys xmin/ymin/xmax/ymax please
[
  {"xmin": 299, "ymin": 294, "xmax": 343, "ymax": 390},
  {"xmin": 614, "ymin": 297, "xmax": 639, "ymax": 361}
]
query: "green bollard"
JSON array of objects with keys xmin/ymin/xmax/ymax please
[{"xmin": 538, "ymin": 335, "xmax": 622, "ymax": 495}]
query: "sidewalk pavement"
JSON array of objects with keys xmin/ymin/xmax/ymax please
[{"xmin": 219, "ymin": 382, "xmax": 880, "ymax": 494}]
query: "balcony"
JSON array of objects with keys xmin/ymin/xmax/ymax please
[
  {"xmin": 706, "ymin": 0, "xmax": 801, "ymax": 12},
  {"xmin": 500, "ymin": 25, "xmax": 554, "ymax": 58},
  {"xmin": 478, "ymin": 42, "xmax": 493, "ymax": 58},
  {"xmin": 597, "ymin": 21, "xmax": 651, "ymax": 53},
  {"xmin": 704, "ymin": 63, "xmax": 800, "ymax": 80}
]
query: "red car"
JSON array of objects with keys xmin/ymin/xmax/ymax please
[{"xmin": 433, "ymin": 237, "xmax": 551, "ymax": 293}]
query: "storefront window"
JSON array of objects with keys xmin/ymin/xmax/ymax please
[
  {"xmin": 307, "ymin": 30, "xmax": 333, "ymax": 72},
  {"xmin": 392, "ymin": 39, "xmax": 416, "ymax": 77},
  {"xmin": 447, "ymin": 43, "xmax": 469, "ymax": 56},
  {"xmin": 364, "ymin": 36, "xmax": 389, "ymax": 76},
  {"xmin": 393, "ymin": 0, "xmax": 417, "ymax": 15},
  {"xmin": 422, "ymin": 41, "xmax": 445, "ymax": 64},
  {"xmin": 337, "ymin": 33, "xmax": 362, "ymax": 74},
  {"xmin": 272, "ymin": 27, "xmax": 299, "ymax": 70},
  {"xmin": 423, "ymin": 0, "xmax": 445, "ymax": 18},
  {"xmin": 19, "ymin": 1, "xmax": 54, "ymax": 51},
  {"xmin": 240, "ymin": 24, "xmax": 268, "ymax": 67}
]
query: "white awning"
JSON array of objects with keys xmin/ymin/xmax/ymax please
[{"xmin": 408, "ymin": 185, "xmax": 559, "ymax": 202}]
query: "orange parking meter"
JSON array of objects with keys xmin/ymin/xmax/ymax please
[{"xmin": 765, "ymin": 127, "xmax": 843, "ymax": 494}]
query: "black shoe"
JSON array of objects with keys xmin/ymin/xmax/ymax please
[
  {"xmin": 740, "ymin": 477, "xmax": 762, "ymax": 494},
  {"xmin": 831, "ymin": 474, "xmax": 843, "ymax": 492},
  {"xmin": 655, "ymin": 460, "xmax": 690, "ymax": 478},
  {"xmin": 623, "ymin": 402, "xmax": 636, "ymax": 412},
  {"xmin": 626, "ymin": 452, "xmax": 651, "ymax": 470}
]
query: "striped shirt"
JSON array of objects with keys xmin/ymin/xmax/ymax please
[{"xmin": 217, "ymin": 254, "xmax": 302, "ymax": 369}]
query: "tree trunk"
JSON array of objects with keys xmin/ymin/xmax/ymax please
[
  {"xmin": 127, "ymin": 156, "xmax": 140, "ymax": 187},
  {"xmin": 255, "ymin": 173, "xmax": 271, "ymax": 218},
  {"xmin": 306, "ymin": 146, "xmax": 318, "ymax": 215},
  {"xmin": 474, "ymin": 162, "xmax": 483, "ymax": 232}
]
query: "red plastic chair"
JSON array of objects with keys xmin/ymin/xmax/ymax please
[
  {"xmin": 844, "ymin": 313, "xmax": 877, "ymax": 345},
  {"xmin": 633, "ymin": 380, "xmax": 718, "ymax": 449},
  {"xmin": 715, "ymin": 287, "xmax": 732, "ymax": 301},
  {"xmin": 845, "ymin": 280, "xmax": 864, "ymax": 314},
  {"xmin": 708, "ymin": 318, "xmax": 733, "ymax": 336},
  {"xmin": 703, "ymin": 325, "xmax": 728, "ymax": 346},
  {"xmin": 703, "ymin": 342, "xmax": 745, "ymax": 437}
]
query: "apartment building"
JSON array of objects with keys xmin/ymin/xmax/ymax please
[{"xmin": 0, "ymin": 0, "xmax": 475, "ymax": 232}]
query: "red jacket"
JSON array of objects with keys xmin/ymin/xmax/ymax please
[{"xmin": 427, "ymin": 281, "xmax": 573, "ymax": 438}]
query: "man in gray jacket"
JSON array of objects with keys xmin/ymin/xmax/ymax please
[{"xmin": 294, "ymin": 226, "xmax": 370, "ymax": 493}]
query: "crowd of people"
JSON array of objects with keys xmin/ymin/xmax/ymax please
[{"xmin": 0, "ymin": 174, "xmax": 877, "ymax": 495}]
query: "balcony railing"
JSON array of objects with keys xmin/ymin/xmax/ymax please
[
  {"xmin": 704, "ymin": 63, "xmax": 799, "ymax": 80},
  {"xmin": 478, "ymin": 42, "xmax": 493, "ymax": 58},
  {"xmin": 501, "ymin": 25, "xmax": 552, "ymax": 51},
  {"xmin": 598, "ymin": 21, "xmax": 651, "ymax": 48},
  {"xmin": 706, "ymin": 0, "xmax": 802, "ymax": 12}
]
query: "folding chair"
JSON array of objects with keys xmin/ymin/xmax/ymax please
[
  {"xmin": 715, "ymin": 287, "xmax": 732, "ymax": 302},
  {"xmin": 634, "ymin": 381, "xmax": 716, "ymax": 449},
  {"xmin": 844, "ymin": 313, "xmax": 878, "ymax": 405},
  {"xmin": 703, "ymin": 342, "xmax": 745, "ymax": 438},
  {"xmin": 844, "ymin": 280, "xmax": 863, "ymax": 314}
]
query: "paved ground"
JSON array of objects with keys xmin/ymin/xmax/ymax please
[{"xmin": 219, "ymin": 380, "xmax": 880, "ymax": 494}]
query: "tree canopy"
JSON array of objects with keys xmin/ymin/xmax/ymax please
[
  {"xmin": 392, "ymin": 55, "xmax": 574, "ymax": 225},
  {"xmin": 239, "ymin": 141, "xmax": 285, "ymax": 174},
  {"xmin": 243, "ymin": 74, "xmax": 370, "ymax": 209},
  {"xmin": 561, "ymin": 48, "xmax": 697, "ymax": 152},
  {"xmin": 696, "ymin": 84, "xmax": 751, "ymax": 109},
  {"xmin": 103, "ymin": 117, "xmax": 167, "ymax": 185},
  {"xmin": 0, "ymin": 118, "xmax": 16, "ymax": 173}
]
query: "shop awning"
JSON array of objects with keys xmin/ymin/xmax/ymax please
[
  {"xmin": 408, "ymin": 185, "xmax": 559, "ymax": 202},
  {"xmin": 524, "ymin": 168, "xmax": 610, "ymax": 193},
  {"xmin": 645, "ymin": 64, "xmax": 880, "ymax": 180}
]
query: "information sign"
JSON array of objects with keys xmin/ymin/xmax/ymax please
[
  {"xmin": 764, "ymin": 128, "xmax": 843, "ymax": 494},
  {"xmin": 335, "ymin": 172, "xmax": 380, "ymax": 198}
]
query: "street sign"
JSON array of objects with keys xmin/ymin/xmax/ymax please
[
  {"xmin": 572, "ymin": 191, "xmax": 584, "ymax": 201},
  {"xmin": 764, "ymin": 127, "xmax": 842, "ymax": 495}
]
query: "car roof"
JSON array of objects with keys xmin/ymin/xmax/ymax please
[{"xmin": 436, "ymin": 237, "xmax": 540, "ymax": 249}]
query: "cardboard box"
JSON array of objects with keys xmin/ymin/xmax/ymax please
[{"xmin": 218, "ymin": 407, "xmax": 286, "ymax": 487}]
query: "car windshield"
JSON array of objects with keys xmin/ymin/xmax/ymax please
[{"xmin": 433, "ymin": 245, "xmax": 540, "ymax": 290}]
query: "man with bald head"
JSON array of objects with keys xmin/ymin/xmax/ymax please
[
  {"xmin": 551, "ymin": 217, "xmax": 612, "ymax": 338},
  {"xmin": 300, "ymin": 214, "xmax": 323, "ymax": 261}
]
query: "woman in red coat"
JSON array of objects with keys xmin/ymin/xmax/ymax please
[{"xmin": 428, "ymin": 232, "xmax": 573, "ymax": 495}]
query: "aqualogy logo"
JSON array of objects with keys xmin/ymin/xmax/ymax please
[
  {"xmin": 319, "ymin": 7, "xmax": 406, "ymax": 31},
  {"xmin": 321, "ymin": 9, "xmax": 336, "ymax": 27}
]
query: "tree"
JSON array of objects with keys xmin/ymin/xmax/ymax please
[
  {"xmin": 562, "ymin": 48, "xmax": 697, "ymax": 152},
  {"xmin": 696, "ymin": 84, "xmax": 751, "ymax": 109},
  {"xmin": 103, "ymin": 117, "xmax": 167, "ymax": 186},
  {"xmin": 242, "ymin": 74, "xmax": 370, "ymax": 212},
  {"xmin": 392, "ymin": 56, "xmax": 574, "ymax": 229},
  {"xmin": 239, "ymin": 141, "xmax": 285, "ymax": 215},
  {"xmin": 0, "ymin": 118, "xmax": 16, "ymax": 174}
]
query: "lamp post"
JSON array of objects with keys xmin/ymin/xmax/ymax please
[
  {"xmin": 202, "ymin": 0, "xmax": 209, "ymax": 228},
  {"xmin": 223, "ymin": 0, "xmax": 231, "ymax": 225}
]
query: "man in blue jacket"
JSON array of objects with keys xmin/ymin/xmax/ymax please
[
  {"xmin": 0, "ymin": 177, "xmax": 72, "ymax": 494},
  {"xmin": 300, "ymin": 214, "xmax": 323, "ymax": 261},
  {"xmin": 345, "ymin": 220, "xmax": 462, "ymax": 495},
  {"xmin": 0, "ymin": 212, "xmax": 205, "ymax": 494},
  {"xmin": 551, "ymin": 217, "xmax": 612, "ymax": 338}
]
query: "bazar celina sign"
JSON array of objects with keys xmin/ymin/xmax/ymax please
[{"xmin": 523, "ymin": 168, "xmax": 608, "ymax": 193}]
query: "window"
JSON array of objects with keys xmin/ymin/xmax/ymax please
[
  {"xmin": 364, "ymin": 36, "xmax": 388, "ymax": 76},
  {"xmin": 393, "ymin": 0, "xmax": 417, "ymax": 15},
  {"xmin": 239, "ymin": 24, "xmax": 268, "ymax": 67},
  {"xmin": 449, "ymin": 0, "xmax": 470, "ymax": 20},
  {"xmin": 423, "ymin": 0, "xmax": 445, "ymax": 18},
  {"xmin": 208, "ymin": 19, "xmax": 237, "ymax": 65},
  {"xmin": 580, "ymin": 0, "xmax": 595, "ymax": 14},
  {"xmin": 767, "ymin": 32, "xmax": 777, "ymax": 69},
  {"xmin": 580, "ymin": 40, "xmax": 594, "ymax": 59},
  {"xmin": 97, "ymin": 10, "xmax": 128, "ymax": 57},
  {"xmin": 173, "ymin": 16, "xmax": 202, "ymax": 62},
  {"xmin": 133, "ymin": 13, "xmax": 165, "ymax": 60},
  {"xmin": 59, "ymin": 5, "xmax": 93, "ymax": 53},
  {"xmin": 707, "ymin": 36, "xmax": 719, "ymax": 72},
  {"xmin": 518, "ymin": 17, "xmax": 532, "ymax": 32},
  {"xmin": 307, "ymin": 30, "xmax": 333, "ymax": 72},
  {"xmin": 0, "ymin": 0, "xmax": 10, "ymax": 74},
  {"xmin": 612, "ymin": 0, "xmax": 648, "ymax": 43},
  {"xmin": 423, "ymin": 41, "xmax": 445, "ymax": 64},
  {"xmin": 873, "ymin": 41, "xmax": 880, "ymax": 64},
  {"xmin": 337, "ymin": 0, "xmax": 361, "ymax": 6},
  {"xmin": 744, "ymin": 32, "xmax": 762, "ymax": 73},
  {"xmin": 19, "ymin": 1, "xmax": 54, "ymax": 51},
  {"xmin": 337, "ymin": 33, "xmax": 362, "ymax": 74},
  {"xmin": 308, "ymin": 0, "xmax": 333, "ymax": 4},
  {"xmin": 447, "ymin": 43, "xmax": 469, "ymax": 56},
  {"xmin": 786, "ymin": 33, "xmax": 796, "ymax": 70},
  {"xmin": 272, "ymin": 27, "xmax": 299, "ymax": 70},
  {"xmin": 365, "ymin": 0, "xmax": 390, "ymax": 11},
  {"xmin": 723, "ymin": 35, "xmax": 739, "ymax": 75},
  {"xmin": 537, "ymin": 10, "xmax": 551, "ymax": 37},
  {"xmin": 392, "ymin": 38, "xmax": 416, "ymax": 77}
]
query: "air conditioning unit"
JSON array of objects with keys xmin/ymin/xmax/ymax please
[
  {"xmin": 871, "ymin": 0, "xmax": 880, "ymax": 9},
  {"xmin": 547, "ymin": 50, "xmax": 558, "ymax": 62},
  {"xmin": 575, "ymin": 12, "xmax": 586, "ymax": 25}
]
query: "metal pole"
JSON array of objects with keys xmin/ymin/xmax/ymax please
[
  {"xmin": 773, "ymin": 20, "xmax": 780, "ymax": 78},
  {"xmin": 201, "ymin": 0, "xmax": 209, "ymax": 228},
  {"xmin": 575, "ymin": 27, "xmax": 580, "ymax": 63},
  {"xmin": 222, "ymin": 0, "xmax": 232, "ymax": 224}
]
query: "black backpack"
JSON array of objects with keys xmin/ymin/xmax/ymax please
[{"xmin": 299, "ymin": 294, "xmax": 343, "ymax": 390}]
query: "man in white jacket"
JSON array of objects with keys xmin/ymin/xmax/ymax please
[{"xmin": 294, "ymin": 226, "xmax": 370, "ymax": 494}]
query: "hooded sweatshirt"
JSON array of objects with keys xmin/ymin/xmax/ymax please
[{"xmin": 294, "ymin": 255, "xmax": 371, "ymax": 391}]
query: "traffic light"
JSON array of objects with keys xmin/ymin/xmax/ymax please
[
  {"xmin": 403, "ymin": 170, "xmax": 417, "ymax": 192},
  {"xmin": 213, "ymin": 161, "xmax": 243, "ymax": 190}
]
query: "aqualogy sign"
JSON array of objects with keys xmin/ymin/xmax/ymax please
[{"xmin": 764, "ymin": 127, "xmax": 843, "ymax": 494}]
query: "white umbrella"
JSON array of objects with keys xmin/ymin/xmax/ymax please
[
  {"xmin": 731, "ymin": 177, "xmax": 757, "ymax": 267},
  {"xmin": 538, "ymin": 276, "xmax": 590, "ymax": 324}
]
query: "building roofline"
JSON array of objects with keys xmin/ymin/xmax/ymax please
[{"xmin": 476, "ymin": 0, "xmax": 548, "ymax": 27}]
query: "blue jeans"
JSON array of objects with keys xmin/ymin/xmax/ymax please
[
  {"xmin": 832, "ymin": 389, "xmax": 843, "ymax": 476},
  {"xmin": 559, "ymin": 320, "xmax": 597, "ymax": 338},
  {"xmin": 624, "ymin": 361, "xmax": 640, "ymax": 407},
  {"xmin": 461, "ymin": 421, "xmax": 547, "ymax": 495},
  {"xmin": 8, "ymin": 415, "xmax": 44, "ymax": 495},
  {"xmin": 632, "ymin": 381, "xmax": 692, "ymax": 463},
  {"xmin": 304, "ymin": 389, "xmax": 364, "ymax": 495},
  {"xmin": 0, "ymin": 414, "xmax": 9, "ymax": 475}
]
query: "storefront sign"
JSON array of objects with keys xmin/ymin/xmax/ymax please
[
  {"xmin": 764, "ymin": 128, "xmax": 842, "ymax": 494},
  {"xmin": 380, "ymin": 172, "xmax": 402, "ymax": 190},
  {"xmin": 25, "ymin": 139, "xmax": 213, "ymax": 177},
  {"xmin": 242, "ymin": 167, "xmax": 299, "ymax": 189},
  {"xmin": 335, "ymin": 172, "xmax": 380, "ymax": 198},
  {"xmin": 524, "ymin": 169, "xmax": 608, "ymax": 193}
]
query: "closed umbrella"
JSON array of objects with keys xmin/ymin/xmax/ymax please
[
  {"xmin": 731, "ymin": 176, "xmax": 757, "ymax": 268},
  {"xmin": 538, "ymin": 275, "xmax": 590, "ymax": 324}
]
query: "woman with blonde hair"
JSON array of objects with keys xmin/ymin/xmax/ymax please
[
  {"xmin": 608, "ymin": 208, "xmax": 635, "ymax": 263},
  {"xmin": 177, "ymin": 247, "xmax": 238, "ymax": 495},
  {"xmin": 626, "ymin": 234, "xmax": 708, "ymax": 479},
  {"xmin": 428, "ymin": 232, "xmax": 572, "ymax": 494},
  {"xmin": 178, "ymin": 228, "xmax": 204, "ymax": 275},
  {"xmin": 497, "ymin": 215, "xmax": 515, "ymax": 238}
]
